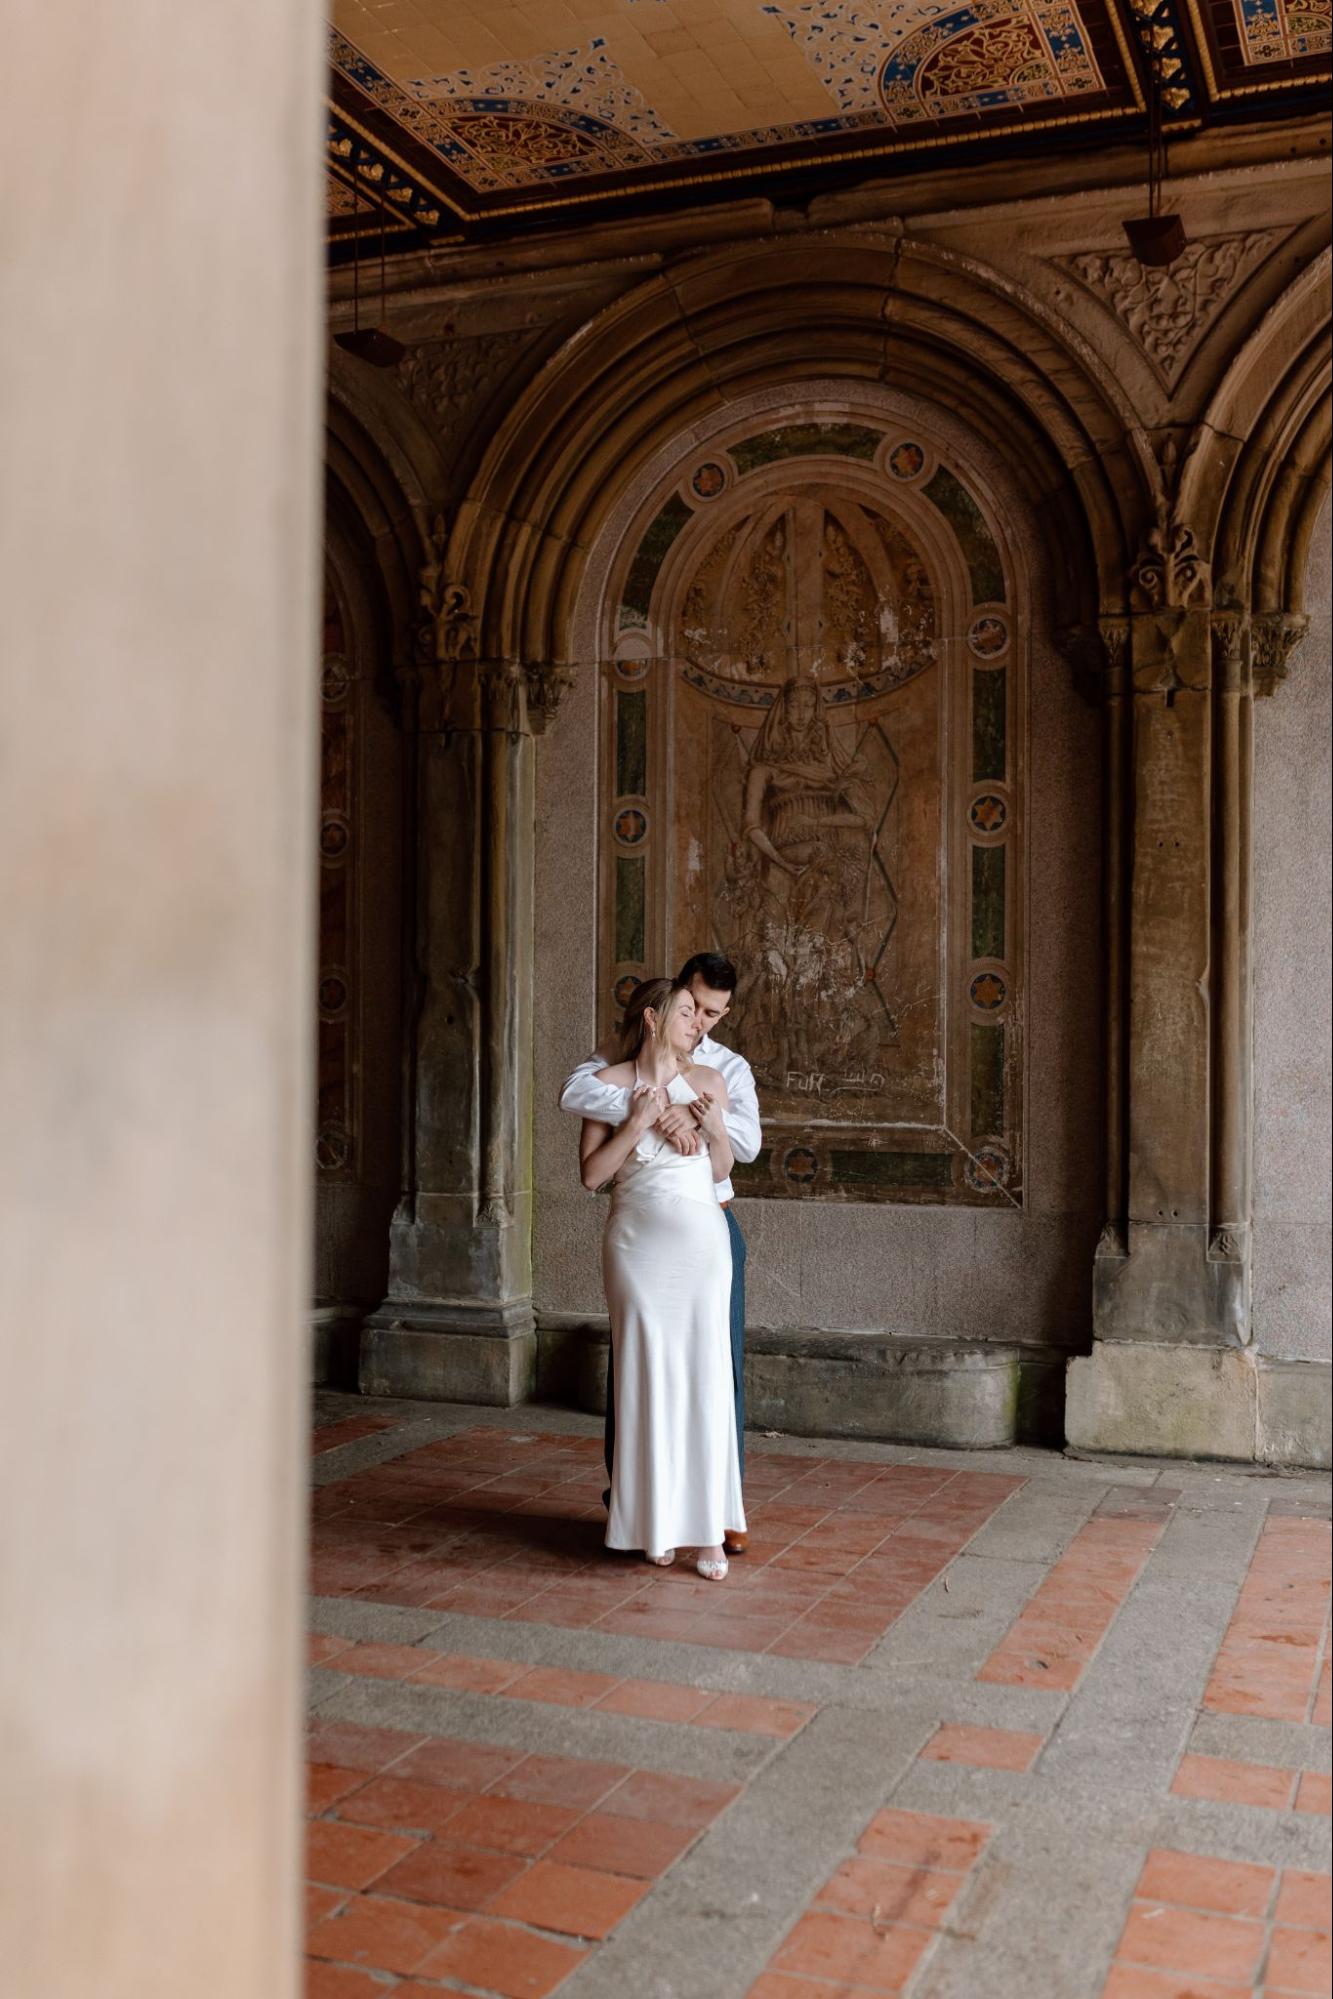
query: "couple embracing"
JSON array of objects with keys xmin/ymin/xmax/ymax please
[{"xmin": 559, "ymin": 954, "xmax": 759, "ymax": 1583}]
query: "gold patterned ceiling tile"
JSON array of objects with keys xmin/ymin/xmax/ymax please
[{"xmin": 326, "ymin": 0, "xmax": 1327, "ymax": 235}]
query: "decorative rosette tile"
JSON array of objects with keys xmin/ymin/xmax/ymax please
[
  {"xmin": 613, "ymin": 805, "xmax": 649, "ymax": 845},
  {"xmin": 968, "ymin": 613, "xmax": 1009, "ymax": 660},
  {"xmin": 783, "ymin": 1145, "xmax": 820, "ymax": 1186},
  {"xmin": 887, "ymin": 439, "xmax": 928, "ymax": 480},
  {"xmin": 319, "ymin": 974, "xmax": 349, "ymax": 1018},
  {"xmin": 613, "ymin": 972, "xmax": 641, "ymax": 1008},
  {"xmin": 690, "ymin": 460, "xmax": 728, "ymax": 500},
  {"xmin": 964, "ymin": 1141, "xmax": 1011, "ymax": 1192},
  {"xmin": 320, "ymin": 814, "xmax": 351, "ymax": 861},
  {"xmin": 969, "ymin": 970, "xmax": 1007, "ymax": 1011},
  {"xmin": 969, "ymin": 792, "xmax": 1008, "ymax": 834}
]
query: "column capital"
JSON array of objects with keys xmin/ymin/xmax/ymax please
[
  {"xmin": 1129, "ymin": 515, "xmax": 1211, "ymax": 616},
  {"xmin": 1210, "ymin": 609, "xmax": 1250, "ymax": 694},
  {"xmin": 1056, "ymin": 615, "xmax": 1131, "ymax": 703},
  {"xmin": 1251, "ymin": 611, "xmax": 1308, "ymax": 699}
]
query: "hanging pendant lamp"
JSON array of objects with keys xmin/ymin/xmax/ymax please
[
  {"xmin": 334, "ymin": 181, "xmax": 407, "ymax": 368},
  {"xmin": 1123, "ymin": 35, "xmax": 1186, "ymax": 268}
]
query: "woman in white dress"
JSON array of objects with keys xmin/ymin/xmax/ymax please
[{"xmin": 579, "ymin": 979, "xmax": 746, "ymax": 1581}]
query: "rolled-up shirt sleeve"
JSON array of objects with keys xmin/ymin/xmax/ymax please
[
  {"xmin": 720, "ymin": 1054, "xmax": 762, "ymax": 1163},
  {"xmin": 559, "ymin": 1057, "xmax": 628, "ymax": 1124}
]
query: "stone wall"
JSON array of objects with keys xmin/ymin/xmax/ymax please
[
  {"xmin": 532, "ymin": 627, "xmax": 1103, "ymax": 1349},
  {"xmin": 1252, "ymin": 496, "xmax": 1332, "ymax": 1361}
]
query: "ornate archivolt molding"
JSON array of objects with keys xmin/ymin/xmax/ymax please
[{"xmin": 1055, "ymin": 230, "xmax": 1289, "ymax": 388}]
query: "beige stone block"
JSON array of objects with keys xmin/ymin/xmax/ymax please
[
  {"xmin": 1065, "ymin": 1343, "xmax": 1257, "ymax": 1461},
  {"xmin": 1256, "ymin": 1357, "xmax": 1332, "ymax": 1470}
]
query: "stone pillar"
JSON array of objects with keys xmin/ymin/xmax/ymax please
[
  {"xmin": 0, "ymin": 1, "xmax": 322, "ymax": 1993},
  {"xmin": 1069, "ymin": 525, "xmax": 1269, "ymax": 1458},
  {"xmin": 361, "ymin": 661, "xmax": 569, "ymax": 1404}
]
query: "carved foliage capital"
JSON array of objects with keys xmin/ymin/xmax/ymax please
[
  {"xmin": 1251, "ymin": 612, "xmax": 1308, "ymax": 698},
  {"xmin": 1131, "ymin": 517, "xmax": 1211, "ymax": 614},
  {"xmin": 1208, "ymin": 1223, "xmax": 1250, "ymax": 1265},
  {"xmin": 1057, "ymin": 618, "xmax": 1131, "ymax": 702},
  {"xmin": 408, "ymin": 660, "xmax": 575, "ymax": 738},
  {"xmin": 523, "ymin": 665, "xmax": 576, "ymax": 736},
  {"xmin": 1209, "ymin": 610, "xmax": 1249, "ymax": 693}
]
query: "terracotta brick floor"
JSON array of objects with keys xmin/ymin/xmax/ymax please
[
  {"xmin": 306, "ymin": 1397, "xmax": 1332, "ymax": 1998},
  {"xmin": 311, "ymin": 1427, "xmax": 1024, "ymax": 1665}
]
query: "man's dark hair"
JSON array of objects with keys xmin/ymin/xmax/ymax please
[{"xmin": 676, "ymin": 951, "xmax": 738, "ymax": 993}]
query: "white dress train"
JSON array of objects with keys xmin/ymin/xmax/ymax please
[{"xmin": 602, "ymin": 1076, "xmax": 745, "ymax": 1559}]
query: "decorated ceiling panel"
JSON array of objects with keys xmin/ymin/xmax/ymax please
[{"xmin": 326, "ymin": 0, "xmax": 1328, "ymax": 241}]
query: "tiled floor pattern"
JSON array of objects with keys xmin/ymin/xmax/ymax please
[
  {"xmin": 1173, "ymin": 1754, "xmax": 1331, "ymax": 1816},
  {"xmin": 978, "ymin": 1490, "xmax": 1174, "ymax": 1691},
  {"xmin": 314, "ymin": 1412, "xmax": 398, "ymax": 1455},
  {"xmin": 312, "ymin": 1634, "xmax": 815, "ymax": 1738},
  {"xmin": 312, "ymin": 1427, "xmax": 1025, "ymax": 1665},
  {"xmin": 744, "ymin": 1805, "xmax": 992, "ymax": 1996},
  {"xmin": 1099, "ymin": 1849, "xmax": 1332, "ymax": 1998},
  {"xmin": 308, "ymin": 1401, "xmax": 1332, "ymax": 1999},
  {"xmin": 1203, "ymin": 1517, "xmax": 1332, "ymax": 1723},
  {"xmin": 306, "ymin": 1717, "xmax": 739, "ymax": 1996}
]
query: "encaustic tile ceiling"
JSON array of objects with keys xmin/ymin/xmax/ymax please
[{"xmin": 326, "ymin": 0, "xmax": 1331, "ymax": 247}]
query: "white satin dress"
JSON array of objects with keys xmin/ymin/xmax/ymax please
[{"xmin": 602, "ymin": 1075, "xmax": 746, "ymax": 1560}]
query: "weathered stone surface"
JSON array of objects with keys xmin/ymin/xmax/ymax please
[
  {"xmin": 1256, "ymin": 1355, "xmax": 1332, "ymax": 1470},
  {"xmin": 361, "ymin": 1305, "xmax": 538, "ymax": 1406},
  {"xmin": 1094, "ymin": 1222, "xmax": 1249, "ymax": 1347},
  {"xmin": 1066, "ymin": 1341, "xmax": 1257, "ymax": 1461}
]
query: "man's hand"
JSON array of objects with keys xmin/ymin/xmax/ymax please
[
  {"xmin": 688, "ymin": 1088, "xmax": 729, "ymax": 1146},
  {"xmin": 655, "ymin": 1104, "xmax": 700, "ymax": 1155}
]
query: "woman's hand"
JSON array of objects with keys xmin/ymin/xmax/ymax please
[
  {"xmin": 627, "ymin": 1082, "xmax": 661, "ymax": 1135},
  {"xmin": 656, "ymin": 1102, "xmax": 700, "ymax": 1155}
]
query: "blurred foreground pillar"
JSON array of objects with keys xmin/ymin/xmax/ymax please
[{"xmin": 0, "ymin": 7, "xmax": 323, "ymax": 1997}]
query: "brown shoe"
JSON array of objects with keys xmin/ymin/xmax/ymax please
[{"xmin": 723, "ymin": 1529, "xmax": 748, "ymax": 1556}]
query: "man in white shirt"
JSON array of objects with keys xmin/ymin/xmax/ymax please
[{"xmin": 559, "ymin": 951, "xmax": 761, "ymax": 1554}]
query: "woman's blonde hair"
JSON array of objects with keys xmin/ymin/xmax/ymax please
[{"xmin": 616, "ymin": 977, "xmax": 691, "ymax": 1066}]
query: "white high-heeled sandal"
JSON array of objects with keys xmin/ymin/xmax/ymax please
[
  {"xmin": 696, "ymin": 1552, "xmax": 728, "ymax": 1582},
  {"xmin": 648, "ymin": 1551, "xmax": 675, "ymax": 1567}
]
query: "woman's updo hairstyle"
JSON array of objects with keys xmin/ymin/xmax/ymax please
[{"xmin": 616, "ymin": 977, "xmax": 690, "ymax": 1066}]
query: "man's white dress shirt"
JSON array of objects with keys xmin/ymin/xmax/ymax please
[{"xmin": 559, "ymin": 1033, "xmax": 762, "ymax": 1205}]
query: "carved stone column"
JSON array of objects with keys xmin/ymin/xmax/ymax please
[
  {"xmin": 360, "ymin": 649, "xmax": 570, "ymax": 1404},
  {"xmin": 1069, "ymin": 522, "xmax": 1261, "ymax": 1456}
]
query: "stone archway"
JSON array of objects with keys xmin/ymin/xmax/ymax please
[
  {"xmin": 370, "ymin": 234, "xmax": 1329, "ymax": 1465},
  {"xmin": 585, "ymin": 400, "xmax": 1029, "ymax": 1210}
]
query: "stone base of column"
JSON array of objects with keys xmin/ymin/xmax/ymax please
[
  {"xmin": 312, "ymin": 1306, "xmax": 366, "ymax": 1390},
  {"xmin": 1093, "ymin": 1223, "xmax": 1249, "ymax": 1347},
  {"xmin": 1066, "ymin": 1341, "xmax": 1331, "ymax": 1468},
  {"xmin": 359, "ymin": 1300, "xmax": 537, "ymax": 1406}
]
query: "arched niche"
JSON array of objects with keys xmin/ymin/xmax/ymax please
[
  {"xmin": 579, "ymin": 395, "xmax": 1028, "ymax": 1207},
  {"xmin": 313, "ymin": 531, "xmax": 407, "ymax": 1350}
]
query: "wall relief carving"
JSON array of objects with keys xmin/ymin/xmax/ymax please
[
  {"xmin": 397, "ymin": 326, "xmax": 547, "ymax": 467},
  {"xmin": 596, "ymin": 418, "xmax": 1023, "ymax": 1205},
  {"xmin": 1056, "ymin": 231, "xmax": 1287, "ymax": 386}
]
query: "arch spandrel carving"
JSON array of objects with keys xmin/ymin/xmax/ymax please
[{"xmin": 595, "ymin": 411, "xmax": 1024, "ymax": 1207}]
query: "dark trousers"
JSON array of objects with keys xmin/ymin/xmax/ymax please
[{"xmin": 604, "ymin": 1204, "xmax": 747, "ymax": 1498}]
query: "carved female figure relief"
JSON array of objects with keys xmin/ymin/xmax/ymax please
[
  {"xmin": 600, "ymin": 421, "xmax": 1020, "ymax": 1201},
  {"xmin": 730, "ymin": 676, "xmax": 881, "ymax": 1086}
]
